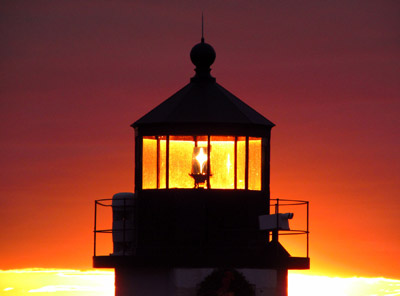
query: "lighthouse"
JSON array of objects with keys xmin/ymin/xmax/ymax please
[{"xmin": 93, "ymin": 37, "xmax": 310, "ymax": 296}]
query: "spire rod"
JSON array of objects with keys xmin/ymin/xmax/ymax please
[{"xmin": 201, "ymin": 12, "xmax": 204, "ymax": 43}]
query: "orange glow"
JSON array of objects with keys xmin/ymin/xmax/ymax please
[
  {"xmin": 142, "ymin": 136, "xmax": 262, "ymax": 190},
  {"xmin": 210, "ymin": 136, "xmax": 234, "ymax": 189},
  {"xmin": 159, "ymin": 138, "xmax": 167, "ymax": 188},
  {"xmin": 142, "ymin": 137, "xmax": 158, "ymax": 189},
  {"xmin": 236, "ymin": 137, "xmax": 246, "ymax": 189},
  {"xmin": 249, "ymin": 137, "xmax": 262, "ymax": 190},
  {"xmin": 169, "ymin": 137, "xmax": 196, "ymax": 188}
]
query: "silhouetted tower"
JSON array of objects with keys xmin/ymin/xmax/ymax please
[{"xmin": 93, "ymin": 37, "xmax": 310, "ymax": 296}]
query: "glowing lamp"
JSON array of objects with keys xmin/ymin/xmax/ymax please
[
  {"xmin": 141, "ymin": 135, "xmax": 263, "ymax": 190},
  {"xmin": 190, "ymin": 146, "xmax": 209, "ymax": 188}
]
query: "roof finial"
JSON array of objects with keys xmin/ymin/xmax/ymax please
[{"xmin": 201, "ymin": 12, "xmax": 204, "ymax": 43}]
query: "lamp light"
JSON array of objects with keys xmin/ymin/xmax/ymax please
[{"xmin": 190, "ymin": 146, "xmax": 210, "ymax": 188}]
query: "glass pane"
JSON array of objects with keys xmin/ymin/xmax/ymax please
[
  {"xmin": 159, "ymin": 136, "xmax": 167, "ymax": 189},
  {"xmin": 142, "ymin": 134, "xmax": 262, "ymax": 191},
  {"xmin": 236, "ymin": 137, "xmax": 246, "ymax": 189},
  {"xmin": 249, "ymin": 137, "xmax": 262, "ymax": 190},
  {"xmin": 142, "ymin": 136, "xmax": 157, "ymax": 189},
  {"xmin": 210, "ymin": 136, "xmax": 235, "ymax": 189},
  {"xmin": 169, "ymin": 136, "xmax": 195, "ymax": 188}
]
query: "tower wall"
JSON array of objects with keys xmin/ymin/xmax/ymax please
[{"xmin": 115, "ymin": 268, "xmax": 286, "ymax": 296}]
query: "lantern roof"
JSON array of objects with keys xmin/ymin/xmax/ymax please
[{"xmin": 132, "ymin": 39, "xmax": 275, "ymax": 131}]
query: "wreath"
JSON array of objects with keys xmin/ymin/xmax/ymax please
[{"xmin": 197, "ymin": 268, "xmax": 255, "ymax": 296}]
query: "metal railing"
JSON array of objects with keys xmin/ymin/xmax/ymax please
[
  {"xmin": 270, "ymin": 198, "xmax": 310, "ymax": 258},
  {"xmin": 93, "ymin": 197, "xmax": 309, "ymax": 258},
  {"xmin": 93, "ymin": 198, "xmax": 135, "ymax": 257}
]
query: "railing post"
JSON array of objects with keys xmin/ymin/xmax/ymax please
[
  {"xmin": 306, "ymin": 201, "xmax": 309, "ymax": 258},
  {"xmin": 268, "ymin": 198, "xmax": 310, "ymax": 258},
  {"xmin": 123, "ymin": 198, "xmax": 126, "ymax": 256},
  {"xmin": 94, "ymin": 200, "xmax": 97, "ymax": 257},
  {"xmin": 272, "ymin": 198, "xmax": 279, "ymax": 241}
]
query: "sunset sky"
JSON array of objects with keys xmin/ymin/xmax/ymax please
[{"xmin": 1, "ymin": 0, "xmax": 399, "ymax": 285}]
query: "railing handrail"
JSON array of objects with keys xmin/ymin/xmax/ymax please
[
  {"xmin": 270, "ymin": 198, "xmax": 308, "ymax": 205},
  {"xmin": 94, "ymin": 196, "xmax": 309, "ymax": 258}
]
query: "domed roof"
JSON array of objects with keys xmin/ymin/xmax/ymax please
[{"xmin": 190, "ymin": 39, "xmax": 216, "ymax": 70}]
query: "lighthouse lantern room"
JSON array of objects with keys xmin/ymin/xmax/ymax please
[{"xmin": 93, "ymin": 37, "xmax": 310, "ymax": 296}]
